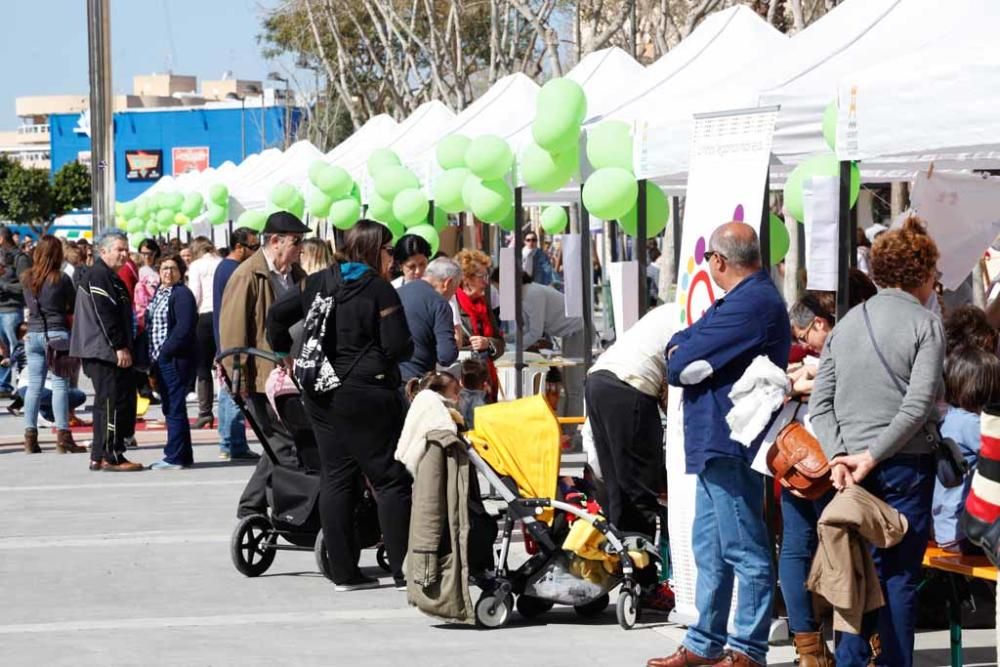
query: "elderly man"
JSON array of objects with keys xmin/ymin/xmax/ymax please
[
  {"xmin": 649, "ymin": 222, "xmax": 790, "ymax": 667},
  {"xmin": 398, "ymin": 257, "xmax": 460, "ymax": 383},
  {"xmin": 70, "ymin": 229, "xmax": 143, "ymax": 471},
  {"xmin": 219, "ymin": 212, "xmax": 308, "ymax": 518}
]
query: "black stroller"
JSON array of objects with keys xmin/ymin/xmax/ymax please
[{"xmin": 218, "ymin": 348, "xmax": 389, "ymax": 579}]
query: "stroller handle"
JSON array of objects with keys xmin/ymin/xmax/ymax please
[{"xmin": 216, "ymin": 347, "xmax": 287, "ymax": 367}]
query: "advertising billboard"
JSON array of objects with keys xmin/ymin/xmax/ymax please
[
  {"xmin": 124, "ymin": 149, "xmax": 163, "ymax": 181},
  {"xmin": 172, "ymin": 146, "xmax": 210, "ymax": 176}
]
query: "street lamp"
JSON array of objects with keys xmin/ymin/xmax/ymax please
[
  {"xmin": 267, "ymin": 72, "xmax": 290, "ymax": 149},
  {"xmin": 227, "ymin": 83, "xmax": 263, "ymax": 159}
]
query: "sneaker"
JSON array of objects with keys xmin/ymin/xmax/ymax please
[
  {"xmin": 393, "ymin": 576, "xmax": 407, "ymax": 591},
  {"xmin": 149, "ymin": 459, "xmax": 186, "ymax": 470},
  {"xmin": 37, "ymin": 414, "xmax": 55, "ymax": 428},
  {"xmin": 642, "ymin": 581, "xmax": 676, "ymax": 614},
  {"xmin": 218, "ymin": 451, "xmax": 231, "ymax": 461},
  {"xmin": 334, "ymin": 574, "xmax": 380, "ymax": 592},
  {"xmin": 6, "ymin": 404, "xmax": 21, "ymax": 417},
  {"xmin": 185, "ymin": 392, "xmax": 197, "ymax": 403},
  {"xmin": 230, "ymin": 450, "xmax": 261, "ymax": 461}
]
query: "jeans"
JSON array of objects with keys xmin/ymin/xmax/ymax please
[
  {"xmin": 0, "ymin": 310, "xmax": 23, "ymax": 393},
  {"xmin": 779, "ymin": 487, "xmax": 833, "ymax": 633},
  {"xmin": 153, "ymin": 357, "xmax": 195, "ymax": 466},
  {"xmin": 836, "ymin": 455, "xmax": 935, "ymax": 667},
  {"xmin": 17, "ymin": 386, "xmax": 86, "ymax": 423},
  {"xmin": 24, "ymin": 331, "xmax": 70, "ymax": 430},
  {"xmin": 217, "ymin": 385, "xmax": 249, "ymax": 455},
  {"xmin": 684, "ymin": 456, "xmax": 774, "ymax": 664}
]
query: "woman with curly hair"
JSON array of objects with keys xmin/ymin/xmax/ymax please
[
  {"xmin": 809, "ymin": 217, "xmax": 944, "ymax": 666},
  {"xmin": 454, "ymin": 249, "xmax": 504, "ymax": 401}
]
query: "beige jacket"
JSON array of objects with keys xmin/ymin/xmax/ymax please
[
  {"xmin": 406, "ymin": 430, "xmax": 474, "ymax": 625},
  {"xmin": 806, "ymin": 485, "xmax": 909, "ymax": 633},
  {"xmin": 218, "ymin": 250, "xmax": 305, "ymax": 394}
]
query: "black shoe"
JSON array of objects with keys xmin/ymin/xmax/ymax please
[
  {"xmin": 230, "ymin": 450, "xmax": 261, "ymax": 461},
  {"xmin": 962, "ymin": 512, "xmax": 1000, "ymax": 567},
  {"xmin": 393, "ymin": 576, "xmax": 407, "ymax": 591},
  {"xmin": 334, "ymin": 574, "xmax": 379, "ymax": 592}
]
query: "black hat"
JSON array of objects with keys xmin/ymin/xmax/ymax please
[{"xmin": 262, "ymin": 211, "xmax": 310, "ymax": 235}]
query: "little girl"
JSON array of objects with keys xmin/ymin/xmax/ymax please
[{"xmin": 933, "ymin": 345, "xmax": 1000, "ymax": 552}]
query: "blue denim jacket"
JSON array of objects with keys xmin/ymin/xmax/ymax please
[{"xmin": 667, "ymin": 270, "xmax": 790, "ymax": 474}]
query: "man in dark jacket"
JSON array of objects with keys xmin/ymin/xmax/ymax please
[
  {"xmin": 70, "ymin": 229, "xmax": 143, "ymax": 472},
  {"xmin": 397, "ymin": 257, "xmax": 460, "ymax": 383},
  {"xmin": 649, "ymin": 222, "xmax": 790, "ymax": 667},
  {"xmin": 0, "ymin": 227, "xmax": 31, "ymax": 397}
]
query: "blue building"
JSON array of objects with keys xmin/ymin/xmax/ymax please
[{"xmin": 49, "ymin": 104, "xmax": 303, "ymax": 201}]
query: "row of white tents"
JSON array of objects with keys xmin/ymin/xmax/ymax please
[{"xmin": 139, "ymin": 0, "xmax": 1000, "ymax": 216}]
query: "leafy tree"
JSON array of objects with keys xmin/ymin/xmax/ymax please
[
  {"xmin": 52, "ymin": 161, "xmax": 91, "ymax": 215},
  {"xmin": 0, "ymin": 161, "xmax": 53, "ymax": 231}
]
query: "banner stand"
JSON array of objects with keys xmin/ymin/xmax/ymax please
[{"xmin": 836, "ymin": 161, "xmax": 858, "ymax": 320}]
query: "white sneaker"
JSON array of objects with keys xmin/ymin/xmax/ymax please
[
  {"xmin": 37, "ymin": 414, "xmax": 55, "ymax": 428},
  {"xmin": 185, "ymin": 392, "xmax": 197, "ymax": 402}
]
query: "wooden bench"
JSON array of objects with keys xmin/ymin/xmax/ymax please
[{"xmin": 921, "ymin": 542, "xmax": 998, "ymax": 667}]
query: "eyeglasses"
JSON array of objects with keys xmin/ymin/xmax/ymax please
[
  {"xmin": 703, "ymin": 250, "xmax": 727, "ymax": 263},
  {"xmin": 239, "ymin": 243, "xmax": 261, "ymax": 252},
  {"xmin": 525, "ymin": 237, "xmax": 538, "ymax": 244},
  {"xmin": 795, "ymin": 319, "xmax": 817, "ymax": 345},
  {"xmin": 139, "ymin": 250, "xmax": 154, "ymax": 257}
]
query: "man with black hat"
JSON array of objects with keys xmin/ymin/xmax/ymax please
[{"xmin": 219, "ymin": 212, "xmax": 308, "ymax": 517}]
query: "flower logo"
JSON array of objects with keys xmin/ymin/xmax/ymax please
[{"xmin": 675, "ymin": 206, "xmax": 743, "ymax": 326}]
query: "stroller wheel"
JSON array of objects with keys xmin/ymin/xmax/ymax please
[
  {"xmin": 616, "ymin": 588, "xmax": 640, "ymax": 630},
  {"xmin": 475, "ymin": 591, "xmax": 513, "ymax": 629},
  {"xmin": 376, "ymin": 544, "xmax": 391, "ymax": 573},
  {"xmin": 573, "ymin": 593, "xmax": 610, "ymax": 618},
  {"xmin": 516, "ymin": 595, "xmax": 554, "ymax": 619},
  {"xmin": 231, "ymin": 514, "xmax": 277, "ymax": 577},
  {"xmin": 314, "ymin": 529, "xmax": 334, "ymax": 581}
]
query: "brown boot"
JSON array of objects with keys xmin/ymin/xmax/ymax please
[
  {"xmin": 56, "ymin": 429, "xmax": 86, "ymax": 454},
  {"xmin": 711, "ymin": 651, "xmax": 763, "ymax": 667},
  {"xmin": 23, "ymin": 428, "xmax": 41, "ymax": 454},
  {"xmin": 647, "ymin": 647, "xmax": 716, "ymax": 667},
  {"xmin": 793, "ymin": 631, "xmax": 835, "ymax": 667}
]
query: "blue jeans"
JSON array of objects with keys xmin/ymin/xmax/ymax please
[
  {"xmin": 217, "ymin": 385, "xmax": 249, "ymax": 455},
  {"xmin": 0, "ymin": 310, "xmax": 23, "ymax": 392},
  {"xmin": 24, "ymin": 331, "xmax": 70, "ymax": 430},
  {"xmin": 153, "ymin": 357, "xmax": 194, "ymax": 466},
  {"xmin": 779, "ymin": 487, "xmax": 833, "ymax": 633},
  {"xmin": 684, "ymin": 456, "xmax": 774, "ymax": 664},
  {"xmin": 18, "ymin": 386, "xmax": 86, "ymax": 423},
  {"xmin": 836, "ymin": 455, "xmax": 935, "ymax": 667}
]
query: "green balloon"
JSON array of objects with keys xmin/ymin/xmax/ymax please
[
  {"xmin": 330, "ymin": 199, "xmax": 361, "ymax": 230},
  {"xmin": 208, "ymin": 184, "xmax": 229, "ymax": 207},
  {"xmin": 393, "ymin": 188, "xmax": 429, "ymax": 228},
  {"xmin": 587, "ymin": 121, "xmax": 633, "ymax": 172},
  {"xmin": 619, "ymin": 183, "xmax": 670, "ymax": 238},
  {"xmin": 315, "ymin": 164, "xmax": 352, "ymax": 198},
  {"xmin": 769, "ymin": 213, "xmax": 790, "ymax": 266},
  {"xmin": 822, "ymin": 102, "xmax": 837, "ymax": 151},
  {"xmin": 348, "ymin": 181, "xmax": 362, "ymax": 204},
  {"xmin": 377, "ymin": 218, "xmax": 405, "ymax": 243},
  {"xmin": 237, "ymin": 210, "xmax": 267, "ymax": 233},
  {"xmin": 436, "ymin": 134, "xmax": 471, "ymax": 170},
  {"xmin": 432, "ymin": 207, "xmax": 448, "ymax": 233},
  {"xmin": 784, "ymin": 154, "xmax": 860, "ymax": 222},
  {"xmin": 155, "ymin": 209, "xmax": 174, "ymax": 226},
  {"xmin": 464, "ymin": 135, "xmax": 513, "ymax": 181},
  {"xmin": 582, "ymin": 167, "xmax": 638, "ymax": 221},
  {"xmin": 367, "ymin": 148, "xmax": 401, "ymax": 178},
  {"xmin": 181, "ymin": 192, "xmax": 204, "ymax": 218},
  {"xmin": 497, "ymin": 207, "xmax": 515, "ymax": 232},
  {"xmin": 308, "ymin": 160, "xmax": 328, "ymax": 187},
  {"xmin": 154, "ymin": 192, "xmax": 171, "ymax": 211},
  {"xmin": 433, "ymin": 168, "xmax": 470, "ymax": 214},
  {"xmin": 126, "ymin": 217, "xmax": 144, "ymax": 234},
  {"xmin": 173, "ymin": 212, "xmax": 190, "ymax": 227},
  {"xmin": 135, "ymin": 199, "xmax": 150, "ymax": 219},
  {"xmin": 206, "ymin": 204, "xmax": 228, "ymax": 226},
  {"xmin": 374, "ymin": 166, "xmax": 419, "ymax": 202},
  {"xmin": 165, "ymin": 191, "xmax": 185, "ymax": 212},
  {"xmin": 368, "ymin": 191, "xmax": 396, "ymax": 224},
  {"xmin": 308, "ymin": 191, "xmax": 335, "ymax": 218},
  {"xmin": 463, "ymin": 177, "xmax": 512, "ymax": 224},
  {"xmin": 533, "ymin": 78, "xmax": 587, "ymax": 153},
  {"xmin": 119, "ymin": 201, "xmax": 137, "ymax": 219},
  {"xmin": 127, "ymin": 233, "xmax": 144, "ymax": 250},
  {"xmin": 270, "ymin": 183, "xmax": 299, "ymax": 209},
  {"xmin": 521, "ymin": 142, "xmax": 577, "ymax": 193},
  {"xmin": 541, "ymin": 206, "xmax": 568, "ymax": 235},
  {"xmin": 145, "ymin": 219, "xmax": 160, "ymax": 236},
  {"xmin": 407, "ymin": 224, "xmax": 441, "ymax": 257}
]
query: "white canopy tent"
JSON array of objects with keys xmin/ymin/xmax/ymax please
[
  {"xmin": 325, "ymin": 114, "xmax": 398, "ymax": 163},
  {"xmin": 228, "ymin": 140, "xmax": 324, "ymax": 212}
]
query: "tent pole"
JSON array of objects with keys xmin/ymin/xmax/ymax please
[
  {"xmin": 636, "ymin": 179, "xmax": 648, "ymax": 316},
  {"xmin": 513, "ymin": 187, "xmax": 525, "ymax": 399},
  {"xmin": 836, "ymin": 161, "xmax": 857, "ymax": 320}
]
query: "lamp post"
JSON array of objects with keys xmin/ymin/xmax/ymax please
[
  {"xmin": 268, "ymin": 72, "xmax": 290, "ymax": 149},
  {"xmin": 225, "ymin": 92, "xmax": 246, "ymax": 160}
]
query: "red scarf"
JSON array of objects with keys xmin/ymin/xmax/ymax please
[{"xmin": 455, "ymin": 288, "xmax": 498, "ymax": 400}]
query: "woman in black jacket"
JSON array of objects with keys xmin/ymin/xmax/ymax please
[
  {"xmin": 145, "ymin": 252, "xmax": 198, "ymax": 470},
  {"xmin": 268, "ymin": 220, "xmax": 413, "ymax": 591}
]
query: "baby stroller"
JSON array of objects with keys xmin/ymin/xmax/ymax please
[
  {"xmin": 217, "ymin": 348, "xmax": 389, "ymax": 579},
  {"xmin": 461, "ymin": 395, "xmax": 660, "ymax": 630}
]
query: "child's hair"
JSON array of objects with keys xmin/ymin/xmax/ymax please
[
  {"xmin": 405, "ymin": 370, "xmax": 459, "ymax": 402},
  {"xmin": 944, "ymin": 345, "xmax": 1000, "ymax": 414},
  {"xmin": 944, "ymin": 305, "xmax": 998, "ymax": 354},
  {"xmin": 15, "ymin": 322, "xmax": 27, "ymax": 340},
  {"xmin": 460, "ymin": 357, "xmax": 489, "ymax": 391}
]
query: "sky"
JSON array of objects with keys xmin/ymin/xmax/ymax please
[{"xmin": 0, "ymin": 0, "xmax": 306, "ymax": 129}]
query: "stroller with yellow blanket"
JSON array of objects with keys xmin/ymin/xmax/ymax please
[{"xmin": 464, "ymin": 396, "xmax": 659, "ymax": 630}]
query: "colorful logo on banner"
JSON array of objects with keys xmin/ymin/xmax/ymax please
[
  {"xmin": 676, "ymin": 205, "xmax": 745, "ymax": 326},
  {"xmin": 172, "ymin": 146, "xmax": 210, "ymax": 176},
  {"xmin": 124, "ymin": 150, "xmax": 163, "ymax": 181}
]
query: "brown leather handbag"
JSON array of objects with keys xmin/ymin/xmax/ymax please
[{"xmin": 766, "ymin": 403, "xmax": 832, "ymax": 500}]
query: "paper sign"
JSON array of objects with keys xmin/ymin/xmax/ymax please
[
  {"xmin": 804, "ymin": 175, "xmax": 840, "ymax": 292},
  {"xmin": 498, "ymin": 247, "xmax": 516, "ymax": 322},
  {"xmin": 608, "ymin": 261, "xmax": 640, "ymax": 335},
  {"xmin": 561, "ymin": 234, "xmax": 583, "ymax": 318}
]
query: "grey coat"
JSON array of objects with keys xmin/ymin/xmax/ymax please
[{"xmin": 810, "ymin": 288, "xmax": 945, "ymax": 462}]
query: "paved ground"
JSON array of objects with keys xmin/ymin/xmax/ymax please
[{"xmin": 0, "ymin": 400, "xmax": 996, "ymax": 666}]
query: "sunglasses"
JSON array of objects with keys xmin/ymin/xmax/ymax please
[
  {"xmin": 239, "ymin": 243, "xmax": 261, "ymax": 251},
  {"xmin": 703, "ymin": 250, "xmax": 727, "ymax": 263},
  {"xmin": 525, "ymin": 237, "xmax": 538, "ymax": 244}
]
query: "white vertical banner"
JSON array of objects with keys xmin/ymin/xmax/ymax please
[
  {"xmin": 804, "ymin": 175, "xmax": 840, "ymax": 292},
  {"xmin": 608, "ymin": 261, "xmax": 640, "ymax": 335},
  {"xmin": 667, "ymin": 107, "xmax": 778, "ymax": 626},
  {"xmin": 498, "ymin": 247, "xmax": 517, "ymax": 322},
  {"xmin": 561, "ymin": 234, "xmax": 583, "ymax": 319}
]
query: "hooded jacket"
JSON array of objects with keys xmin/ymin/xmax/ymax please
[{"xmin": 266, "ymin": 262, "xmax": 412, "ymax": 389}]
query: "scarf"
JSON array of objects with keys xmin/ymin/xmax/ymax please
[{"xmin": 455, "ymin": 287, "xmax": 499, "ymax": 401}]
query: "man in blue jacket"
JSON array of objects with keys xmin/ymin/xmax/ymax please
[{"xmin": 648, "ymin": 222, "xmax": 790, "ymax": 667}]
